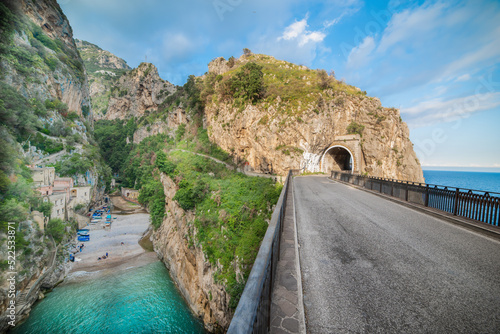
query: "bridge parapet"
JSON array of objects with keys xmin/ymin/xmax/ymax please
[
  {"xmin": 227, "ymin": 169, "xmax": 298, "ymax": 334},
  {"xmin": 331, "ymin": 171, "xmax": 500, "ymax": 227}
]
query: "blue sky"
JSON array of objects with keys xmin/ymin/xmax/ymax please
[{"xmin": 59, "ymin": 0, "xmax": 500, "ymax": 170}]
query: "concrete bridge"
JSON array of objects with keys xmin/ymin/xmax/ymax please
[{"xmin": 228, "ymin": 174, "xmax": 500, "ymax": 334}]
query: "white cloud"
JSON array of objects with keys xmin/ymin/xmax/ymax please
[
  {"xmin": 377, "ymin": 2, "xmax": 448, "ymax": 53},
  {"xmin": 278, "ymin": 17, "xmax": 326, "ymax": 47},
  {"xmin": 323, "ymin": 6, "xmax": 360, "ymax": 28},
  {"xmin": 346, "ymin": 36, "xmax": 375, "ymax": 69},
  {"xmin": 402, "ymin": 92, "xmax": 500, "ymax": 127},
  {"xmin": 280, "ymin": 19, "xmax": 308, "ymax": 40},
  {"xmin": 436, "ymin": 32, "xmax": 500, "ymax": 82},
  {"xmin": 454, "ymin": 74, "xmax": 471, "ymax": 82}
]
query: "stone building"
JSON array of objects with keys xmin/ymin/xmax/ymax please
[
  {"xmin": 70, "ymin": 186, "xmax": 92, "ymax": 207},
  {"xmin": 47, "ymin": 193, "xmax": 67, "ymax": 221},
  {"xmin": 31, "ymin": 166, "xmax": 55, "ymax": 186},
  {"xmin": 121, "ymin": 187, "xmax": 140, "ymax": 202}
]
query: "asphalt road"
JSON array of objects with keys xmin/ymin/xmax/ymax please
[{"xmin": 295, "ymin": 176, "xmax": 500, "ymax": 334}]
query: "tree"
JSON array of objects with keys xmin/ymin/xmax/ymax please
[
  {"xmin": 38, "ymin": 201, "xmax": 53, "ymax": 219},
  {"xmin": 230, "ymin": 62, "xmax": 265, "ymax": 103},
  {"xmin": 0, "ymin": 198, "xmax": 28, "ymax": 226},
  {"xmin": 46, "ymin": 218, "xmax": 65, "ymax": 244},
  {"xmin": 317, "ymin": 69, "xmax": 333, "ymax": 89},
  {"xmin": 243, "ymin": 48, "xmax": 252, "ymax": 57}
]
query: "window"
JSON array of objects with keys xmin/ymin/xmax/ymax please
[{"xmin": 57, "ymin": 209, "xmax": 60, "ymax": 215}]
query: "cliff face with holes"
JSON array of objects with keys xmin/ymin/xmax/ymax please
[
  {"xmin": 203, "ymin": 55, "xmax": 424, "ymax": 183},
  {"xmin": 152, "ymin": 173, "xmax": 231, "ymax": 333}
]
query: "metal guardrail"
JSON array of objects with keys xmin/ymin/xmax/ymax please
[
  {"xmin": 227, "ymin": 170, "xmax": 297, "ymax": 334},
  {"xmin": 331, "ymin": 171, "xmax": 500, "ymax": 226}
]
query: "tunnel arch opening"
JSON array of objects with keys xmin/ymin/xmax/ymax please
[{"xmin": 321, "ymin": 145, "xmax": 354, "ymax": 173}]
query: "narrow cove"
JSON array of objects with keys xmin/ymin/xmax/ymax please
[{"xmin": 11, "ymin": 261, "xmax": 206, "ymax": 333}]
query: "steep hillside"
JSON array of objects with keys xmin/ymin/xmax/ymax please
[
  {"xmin": 202, "ymin": 54, "xmax": 424, "ymax": 182},
  {"xmin": 100, "ymin": 62, "xmax": 176, "ymax": 120},
  {"xmin": 76, "ymin": 39, "xmax": 131, "ymax": 117},
  {"xmin": 0, "ymin": 1, "xmax": 110, "ymax": 330},
  {"xmin": 0, "ymin": 0, "xmax": 90, "ymax": 116}
]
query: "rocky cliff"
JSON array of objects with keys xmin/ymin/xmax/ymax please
[
  {"xmin": 203, "ymin": 54, "xmax": 424, "ymax": 183},
  {"xmin": 0, "ymin": 0, "xmax": 91, "ymax": 116},
  {"xmin": 0, "ymin": 1, "xmax": 109, "ymax": 331},
  {"xmin": 95, "ymin": 62, "xmax": 176, "ymax": 120},
  {"xmin": 153, "ymin": 172, "xmax": 231, "ymax": 332},
  {"xmin": 76, "ymin": 39, "xmax": 131, "ymax": 117},
  {"xmin": 76, "ymin": 39, "xmax": 131, "ymax": 72},
  {"xmin": 132, "ymin": 107, "xmax": 189, "ymax": 144}
]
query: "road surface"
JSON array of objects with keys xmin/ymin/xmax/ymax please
[{"xmin": 295, "ymin": 176, "xmax": 500, "ymax": 333}]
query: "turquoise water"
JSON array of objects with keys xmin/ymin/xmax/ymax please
[
  {"xmin": 423, "ymin": 170, "xmax": 500, "ymax": 193},
  {"xmin": 12, "ymin": 261, "xmax": 206, "ymax": 334}
]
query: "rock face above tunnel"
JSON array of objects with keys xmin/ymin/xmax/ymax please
[{"xmin": 203, "ymin": 54, "xmax": 424, "ymax": 183}]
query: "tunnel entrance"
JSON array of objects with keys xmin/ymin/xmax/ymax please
[{"xmin": 322, "ymin": 146, "xmax": 353, "ymax": 173}]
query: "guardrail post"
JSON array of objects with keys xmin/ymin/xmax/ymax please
[
  {"xmin": 425, "ymin": 184, "xmax": 429, "ymax": 207},
  {"xmin": 391, "ymin": 181, "xmax": 394, "ymax": 197},
  {"xmin": 453, "ymin": 188, "xmax": 460, "ymax": 216},
  {"xmin": 405, "ymin": 182, "xmax": 409, "ymax": 201}
]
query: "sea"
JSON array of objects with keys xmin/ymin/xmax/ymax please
[
  {"xmin": 11, "ymin": 261, "xmax": 206, "ymax": 334},
  {"xmin": 423, "ymin": 169, "xmax": 500, "ymax": 194}
]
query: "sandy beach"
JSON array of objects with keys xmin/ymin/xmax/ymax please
[{"xmin": 65, "ymin": 200, "xmax": 158, "ymax": 282}]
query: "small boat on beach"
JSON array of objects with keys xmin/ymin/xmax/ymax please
[
  {"xmin": 77, "ymin": 235, "xmax": 90, "ymax": 242},
  {"xmin": 77, "ymin": 229, "xmax": 90, "ymax": 236}
]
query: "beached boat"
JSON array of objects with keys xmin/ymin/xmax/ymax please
[
  {"xmin": 77, "ymin": 235, "xmax": 90, "ymax": 242},
  {"xmin": 77, "ymin": 229, "xmax": 90, "ymax": 236}
]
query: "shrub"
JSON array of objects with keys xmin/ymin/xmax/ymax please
[
  {"xmin": 81, "ymin": 105, "xmax": 89, "ymax": 118},
  {"xmin": 230, "ymin": 62, "xmax": 265, "ymax": 103},
  {"xmin": 317, "ymin": 69, "xmax": 333, "ymax": 89},
  {"xmin": 66, "ymin": 112, "xmax": 79, "ymax": 121},
  {"xmin": 46, "ymin": 218, "xmax": 65, "ymax": 244},
  {"xmin": 173, "ymin": 178, "xmax": 207, "ymax": 211},
  {"xmin": 346, "ymin": 122, "xmax": 365, "ymax": 136},
  {"xmin": 31, "ymin": 23, "xmax": 58, "ymax": 51},
  {"xmin": 175, "ymin": 123, "xmax": 186, "ymax": 142},
  {"xmin": 44, "ymin": 98, "xmax": 68, "ymax": 114},
  {"xmin": 44, "ymin": 56, "xmax": 58, "ymax": 71},
  {"xmin": 138, "ymin": 179, "xmax": 165, "ymax": 229},
  {"xmin": 227, "ymin": 56, "xmax": 235, "ymax": 68},
  {"xmin": 155, "ymin": 151, "xmax": 177, "ymax": 177}
]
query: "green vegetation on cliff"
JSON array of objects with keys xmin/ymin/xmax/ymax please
[
  {"xmin": 203, "ymin": 53, "xmax": 368, "ymax": 121},
  {"xmin": 0, "ymin": 2, "xmax": 84, "ymax": 80},
  {"xmin": 95, "ymin": 103, "xmax": 280, "ymax": 308}
]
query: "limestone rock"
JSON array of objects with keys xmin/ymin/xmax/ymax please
[
  {"xmin": 133, "ymin": 108, "xmax": 189, "ymax": 144},
  {"xmin": 153, "ymin": 173, "xmax": 231, "ymax": 332},
  {"xmin": 76, "ymin": 39, "xmax": 131, "ymax": 71},
  {"xmin": 1, "ymin": 0, "xmax": 91, "ymax": 116},
  {"xmin": 203, "ymin": 55, "xmax": 424, "ymax": 183},
  {"xmin": 208, "ymin": 57, "xmax": 231, "ymax": 75},
  {"xmin": 102, "ymin": 63, "xmax": 176, "ymax": 120}
]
